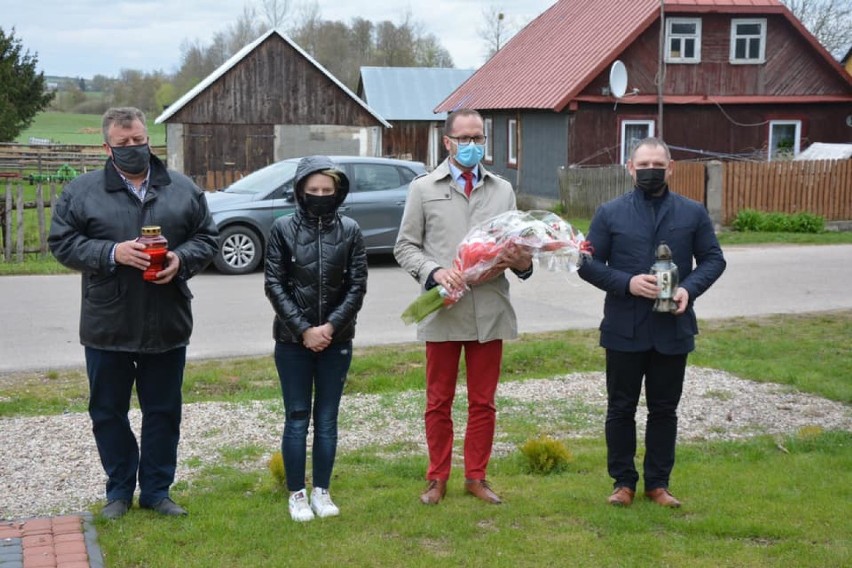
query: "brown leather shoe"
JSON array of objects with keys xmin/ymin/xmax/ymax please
[
  {"xmin": 645, "ymin": 488, "xmax": 682, "ymax": 508},
  {"xmin": 607, "ymin": 486, "xmax": 635, "ymax": 506},
  {"xmin": 464, "ymin": 479, "xmax": 502, "ymax": 504},
  {"xmin": 420, "ymin": 480, "xmax": 447, "ymax": 505}
]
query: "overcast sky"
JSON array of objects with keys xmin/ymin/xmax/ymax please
[{"xmin": 5, "ymin": 0, "xmax": 557, "ymax": 78}]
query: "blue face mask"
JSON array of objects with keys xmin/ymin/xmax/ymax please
[{"xmin": 454, "ymin": 141, "xmax": 485, "ymax": 168}]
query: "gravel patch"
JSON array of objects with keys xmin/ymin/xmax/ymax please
[{"xmin": 1, "ymin": 367, "xmax": 849, "ymax": 519}]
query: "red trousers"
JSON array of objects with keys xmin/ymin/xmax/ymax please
[{"xmin": 424, "ymin": 340, "xmax": 503, "ymax": 481}]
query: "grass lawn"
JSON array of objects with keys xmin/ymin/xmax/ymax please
[
  {"xmin": 94, "ymin": 432, "xmax": 851, "ymax": 568},
  {"xmin": 2, "ymin": 311, "xmax": 850, "ymax": 567},
  {"xmin": 1, "ymin": 198, "xmax": 849, "ymax": 565},
  {"xmin": 12, "ymin": 111, "xmax": 166, "ymax": 146}
]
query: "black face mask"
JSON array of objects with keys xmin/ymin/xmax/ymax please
[
  {"xmin": 635, "ymin": 168, "xmax": 668, "ymax": 195},
  {"xmin": 303, "ymin": 194, "xmax": 337, "ymax": 217},
  {"xmin": 110, "ymin": 144, "xmax": 150, "ymax": 175}
]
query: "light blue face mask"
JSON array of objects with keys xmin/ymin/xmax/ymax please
[{"xmin": 454, "ymin": 141, "xmax": 485, "ymax": 168}]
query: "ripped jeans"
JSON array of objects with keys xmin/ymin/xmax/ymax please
[{"xmin": 274, "ymin": 340, "xmax": 352, "ymax": 492}]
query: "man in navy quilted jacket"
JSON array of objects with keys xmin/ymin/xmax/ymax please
[{"xmin": 578, "ymin": 137, "xmax": 726, "ymax": 508}]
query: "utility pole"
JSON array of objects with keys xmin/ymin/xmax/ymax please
[{"xmin": 657, "ymin": 0, "xmax": 666, "ymax": 139}]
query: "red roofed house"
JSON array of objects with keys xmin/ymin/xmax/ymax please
[{"xmin": 435, "ymin": 0, "xmax": 852, "ymax": 204}]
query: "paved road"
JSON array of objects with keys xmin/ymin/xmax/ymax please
[{"xmin": 2, "ymin": 244, "xmax": 851, "ymax": 373}]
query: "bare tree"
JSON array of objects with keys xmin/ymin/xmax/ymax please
[
  {"xmin": 167, "ymin": 1, "xmax": 456, "ymax": 96},
  {"xmin": 782, "ymin": 0, "xmax": 852, "ymax": 56},
  {"xmin": 258, "ymin": 0, "xmax": 292, "ymax": 30},
  {"xmin": 374, "ymin": 11, "xmax": 422, "ymax": 67},
  {"xmin": 224, "ymin": 5, "xmax": 265, "ymax": 52},
  {"xmin": 290, "ymin": 1, "xmax": 322, "ymax": 55},
  {"xmin": 478, "ymin": 5, "xmax": 516, "ymax": 61}
]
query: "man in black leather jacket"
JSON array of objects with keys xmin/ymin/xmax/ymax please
[
  {"xmin": 264, "ymin": 155, "xmax": 368, "ymax": 522},
  {"xmin": 49, "ymin": 107, "xmax": 218, "ymax": 519}
]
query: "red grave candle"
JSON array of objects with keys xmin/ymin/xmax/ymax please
[{"xmin": 137, "ymin": 225, "xmax": 168, "ymax": 281}]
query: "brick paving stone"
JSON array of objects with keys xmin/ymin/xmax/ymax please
[
  {"xmin": 0, "ymin": 525, "xmax": 22, "ymax": 538},
  {"xmin": 20, "ymin": 521, "xmax": 50, "ymax": 534},
  {"xmin": 51, "ymin": 544, "xmax": 84, "ymax": 558},
  {"xmin": 19, "ymin": 528, "xmax": 50, "ymax": 539},
  {"xmin": 0, "ymin": 514, "xmax": 100, "ymax": 568},
  {"xmin": 22, "ymin": 555, "xmax": 56, "ymax": 568},
  {"xmin": 53, "ymin": 554, "xmax": 87, "ymax": 564},
  {"xmin": 20, "ymin": 537, "xmax": 52, "ymax": 550},
  {"xmin": 48, "ymin": 536, "xmax": 81, "ymax": 546},
  {"xmin": 22, "ymin": 545, "xmax": 54, "ymax": 559},
  {"xmin": 0, "ymin": 539, "xmax": 23, "ymax": 564},
  {"xmin": 47, "ymin": 524, "xmax": 77, "ymax": 537}
]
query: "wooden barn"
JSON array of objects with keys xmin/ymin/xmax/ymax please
[
  {"xmin": 435, "ymin": 0, "xmax": 852, "ymax": 203},
  {"xmin": 155, "ymin": 29, "xmax": 389, "ymax": 190},
  {"xmin": 357, "ymin": 67, "xmax": 475, "ymax": 169}
]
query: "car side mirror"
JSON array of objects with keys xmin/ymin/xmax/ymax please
[{"xmin": 284, "ymin": 189, "xmax": 295, "ymax": 202}]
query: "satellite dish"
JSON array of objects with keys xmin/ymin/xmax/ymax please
[{"xmin": 609, "ymin": 60, "xmax": 628, "ymax": 98}]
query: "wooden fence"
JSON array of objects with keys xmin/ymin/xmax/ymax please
[
  {"xmin": 0, "ymin": 143, "xmax": 167, "ymax": 181},
  {"xmin": 723, "ymin": 160, "xmax": 852, "ymax": 224},
  {"xmin": 2, "ymin": 158, "xmax": 850, "ymax": 262},
  {"xmin": 558, "ymin": 162, "xmax": 706, "ymax": 218},
  {"xmin": 1, "ymin": 182, "xmax": 59, "ymax": 261}
]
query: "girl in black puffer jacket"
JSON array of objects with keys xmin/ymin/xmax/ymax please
[{"xmin": 264, "ymin": 155, "xmax": 368, "ymax": 522}]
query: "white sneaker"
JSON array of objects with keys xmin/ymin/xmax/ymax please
[
  {"xmin": 288, "ymin": 489, "xmax": 314, "ymax": 522},
  {"xmin": 310, "ymin": 487, "xmax": 340, "ymax": 518}
]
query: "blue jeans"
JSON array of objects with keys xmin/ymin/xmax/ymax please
[
  {"xmin": 274, "ymin": 341, "xmax": 352, "ymax": 492},
  {"xmin": 85, "ymin": 346, "xmax": 185, "ymax": 506}
]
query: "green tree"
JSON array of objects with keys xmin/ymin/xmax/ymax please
[{"xmin": 0, "ymin": 27, "xmax": 54, "ymax": 142}]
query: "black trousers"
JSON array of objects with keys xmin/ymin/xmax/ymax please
[
  {"xmin": 605, "ymin": 349, "xmax": 687, "ymax": 491},
  {"xmin": 85, "ymin": 346, "xmax": 186, "ymax": 506}
]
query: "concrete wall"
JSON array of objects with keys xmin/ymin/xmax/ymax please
[
  {"xmin": 163, "ymin": 123, "xmax": 383, "ymax": 176},
  {"xmin": 275, "ymin": 125, "xmax": 381, "ymax": 159},
  {"xmin": 705, "ymin": 161, "xmax": 724, "ymax": 230},
  {"xmin": 164, "ymin": 123, "xmax": 184, "ymax": 172}
]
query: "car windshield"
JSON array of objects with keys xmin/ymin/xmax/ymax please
[{"xmin": 222, "ymin": 161, "xmax": 299, "ymax": 195}]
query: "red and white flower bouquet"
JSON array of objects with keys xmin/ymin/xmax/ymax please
[{"xmin": 401, "ymin": 210, "xmax": 592, "ymax": 324}]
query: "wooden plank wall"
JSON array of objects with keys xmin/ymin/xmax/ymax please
[
  {"xmin": 723, "ymin": 160, "xmax": 852, "ymax": 223},
  {"xmin": 0, "ymin": 144, "xmax": 168, "ymax": 176},
  {"xmin": 558, "ymin": 162, "xmax": 706, "ymax": 218},
  {"xmin": 671, "ymin": 162, "xmax": 705, "ymax": 203}
]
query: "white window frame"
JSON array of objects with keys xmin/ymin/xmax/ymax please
[
  {"xmin": 620, "ymin": 120, "xmax": 655, "ymax": 164},
  {"xmin": 768, "ymin": 120, "xmax": 801, "ymax": 161},
  {"xmin": 730, "ymin": 18, "xmax": 766, "ymax": 64},
  {"xmin": 484, "ymin": 117, "xmax": 494, "ymax": 162},
  {"xmin": 507, "ymin": 118, "xmax": 518, "ymax": 166},
  {"xmin": 666, "ymin": 17, "xmax": 702, "ymax": 63}
]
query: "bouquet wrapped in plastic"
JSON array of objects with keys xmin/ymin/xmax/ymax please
[{"xmin": 401, "ymin": 210, "xmax": 591, "ymax": 324}]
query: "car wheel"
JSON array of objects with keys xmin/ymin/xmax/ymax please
[{"xmin": 214, "ymin": 225, "xmax": 263, "ymax": 275}]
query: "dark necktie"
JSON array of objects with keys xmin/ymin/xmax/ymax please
[{"xmin": 461, "ymin": 171, "xmax": 474, "ymax": 198}]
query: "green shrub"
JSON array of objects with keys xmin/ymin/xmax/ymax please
[
  {"xmin": 731, "ymin": 208, "xmax": 762, "ymax": 231},
  {"xmin": 519, "ymin": 435, "xmax": 572, "ymax": 475},
  {"xmin": 788, "ymin": 212, "xmax": 824, "ymax": 233},
  {"xmin": 268, "ymin": 451, "xmax": 285, "ymax": 485},
  {"xmin": 731, "ymin": 209, "xmax": 824, "ymax": 233}
]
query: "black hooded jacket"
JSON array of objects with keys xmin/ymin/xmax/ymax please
[{"xmin": 263, "ymin": 156, "xmax": 368, "ymax": 344}]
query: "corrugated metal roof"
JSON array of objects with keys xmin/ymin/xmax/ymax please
[
  {"xmin": 795, "ymin": 142, "xmax": 852, "ymax": 160},
  {"xmin": 155, "ymin": 29, "xmax": 390, "ymax": 127},
  {"xmin": 359, "ymin": 67, "xmax": 475, "ymax": 121},
  {"xmin": 435, "ymin": 0, "xmax": 827, "ymax": 113}
]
